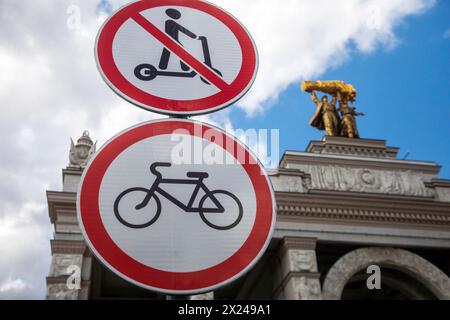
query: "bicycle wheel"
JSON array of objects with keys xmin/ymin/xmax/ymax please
[
  {"xmin": 113, "ymin": 187, "xmax": 161, "ymax": 229},
  {"xmin": 199, "ymin": 190, "xmax": 243, "ymax": 230}
]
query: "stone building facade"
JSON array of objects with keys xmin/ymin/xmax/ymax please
[{"xmin": 45, "ymin": 134, "xmax": 450, "ymax": 300}]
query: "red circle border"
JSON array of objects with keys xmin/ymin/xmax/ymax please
[
  {"xmin": 78, "ymin": 120, "xmax": 275, "ymax": 293},
  {"xmin": 96, "ymin": 0, "xmax": 258, "ymax": 115}
]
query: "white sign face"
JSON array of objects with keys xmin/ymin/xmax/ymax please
[
  {"xmin": 113, "ymin": 6, "xmax": 242, "ymax": 101},
  {"xmin": 95, "ymin": 0, "xmax": 258, "ymax": 115},
  {"xmin": 77, "ymin": 120, "xmax": 276, "ymax": 295},
  {"xmin": 99, "ymin": 135, "xmax": 256, "ymax": 272}
]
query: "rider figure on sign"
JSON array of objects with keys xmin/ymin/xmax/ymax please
[{"xmin": 158, "ymin": 8, "xmax": 197, "ymax": 72}]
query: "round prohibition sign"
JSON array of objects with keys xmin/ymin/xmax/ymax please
[
  {"xmin": 77, "ymin": 119, "xmax": 276, "ymax": 295},
  {"xmin": 95, "ymin": 0, "xmax": 259, "ymax": 116}
]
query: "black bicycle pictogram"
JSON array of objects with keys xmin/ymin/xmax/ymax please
[
  {"xmin": 114, "ymin": 162, "xmax": 243, "ymax": 230},
  {"xmin": 134, "ymin": 8, "xmax": 223, "ymax": 85}
]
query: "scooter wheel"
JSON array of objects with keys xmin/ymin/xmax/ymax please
[{"xmin": 134, "ymin": 64, "xmax": 158, "ymax": 81}]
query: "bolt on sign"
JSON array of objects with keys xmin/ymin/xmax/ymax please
[{"xmin": 95, "ymin": 0, "xmax": 259, "ymax": 116}]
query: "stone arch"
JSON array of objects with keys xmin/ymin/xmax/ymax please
[{"xmin": 322, "ymin": 247, "xmax": 450, "ymax": 300}]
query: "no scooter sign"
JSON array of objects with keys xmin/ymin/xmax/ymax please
[
  {"xmin": 77, "ymin": 119, "xmax": 276, "ymax": 295},
  {"xmin": 95, "ymin": 0, "xmax": 259, "ymax": 115}
]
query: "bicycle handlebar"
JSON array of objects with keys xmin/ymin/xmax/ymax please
[{"xmin": 150, "ymin": 162, "xmax": 172, "ymax": 177}]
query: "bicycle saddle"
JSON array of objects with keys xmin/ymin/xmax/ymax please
[{"xmin": 187, "ymin": 172, "xmax": 209, "ymax": 179}]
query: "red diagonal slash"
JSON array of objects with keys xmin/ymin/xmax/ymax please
[{"xmin": 132, "ymin": 13, "xmax": 229, "ymax": 91}]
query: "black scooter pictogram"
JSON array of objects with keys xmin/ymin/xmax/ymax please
[
  {"xmin": 114, "ymin": 162, "xmax": 243, "ymax": 230},
  {"xmin": 134, "ymin": 8, "xmax": 223, "ymax": 85}
]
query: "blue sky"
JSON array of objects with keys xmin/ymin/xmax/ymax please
[
  {"xmin": 226, "ymin": 0, "xmax": 450, "ymax": 177},
  {"xmin": 97, "ymin": 0, "xmax": 113, "ymax": 15}
]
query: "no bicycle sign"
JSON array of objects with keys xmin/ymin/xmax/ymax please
[
  {"xmin": 77, "ymin": 119, "xmax": 276, "ymax": 295},
  {"xmin": 95, "ymin": 0, "xmax": 259, "ymax": 116}
]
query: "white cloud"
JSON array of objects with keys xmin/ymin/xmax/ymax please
[
  {"xmin": 0, "ymin": 0, "xmax": 434, "ymax": 299},
  {"xmin": 0, "ymin": 278, "xmax": 30, "ymax": 294},
  {"xmin": 0, "ymin": 203, "xmax": 49, "ymax": 299}
]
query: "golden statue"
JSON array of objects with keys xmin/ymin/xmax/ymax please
[
  {"xmin": 309, "ymin": 91, "xmax": 340, "ymax": 137},
  {"xmin": 302, "ymin": 80, "xmax": 364, "ymax": 138},
  {"xmin": 302, "ymin": 80, "xmax": 357, "ymax": 102},
  {"xmin": 337, "ymin": 92, "xmax": 365, "ymax": 138}
]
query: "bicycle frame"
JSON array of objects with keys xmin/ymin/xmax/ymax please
[{"xmin": 138, "ymin": 175, "xmax": 225, "ymax": 213}]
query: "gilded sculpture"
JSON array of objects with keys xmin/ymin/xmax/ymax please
[{"xmin": 302, "ymin": 80, "xmax": 364, "ymax": 138}]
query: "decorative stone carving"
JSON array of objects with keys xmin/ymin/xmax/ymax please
[
  {"xmin": 304, "ymin": 165, "xmax": 434, "ymax": 197},
  {"xmin": 275, "ymin": 239, "xmax": 322, "ymax": 300},
  {"xmin": 435, "ymin": 187, "xmax": 450, "ymax": 203},
  {"xmin": 47, "ymin": 284, "xmax": 78, "ymax": 300},
  {"xmin": 47, "ymin": 254, "xmax": 84, "ymax": 300},
  {"xmin": 295, "ymin": 277, "xmax": 322, "ymax": 300},
  {"xmin": 289, "ymin": 250, "xmax": 317, "ymax": 273},
  {"xmin": 285, "ymin": 177, "xmax": 303, "ymax": 193},
  {"xmin": 302, "ymin": 174, "xmax": 312, "ymax": 191},
  {"xmin": 271, "ymin": 175, "xmax": 305, "ymax": 193},
  {"xmin": 49, "ymin": 254, "xmax": 83, "ymax": 277},
  {"xmin": 69, "ymin": 131, "xmax": 96, "ymax": 168},
  {"xmin": 322, "ymin": 247, "xmax": 450, "ymax": 300}
]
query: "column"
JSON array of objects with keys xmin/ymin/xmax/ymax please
[
  {"xmin": 46, "ymin": 241, "xmax": 91, "ymax": 300},
  {"xmin": 273, "ymin": 237, "xmax": 322, "ymax": 300}
]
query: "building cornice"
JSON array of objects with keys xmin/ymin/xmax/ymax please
[
  {"xmin": 276, "ymin": 191, "xmax": 450, "ymax": 230},
  {"xmin": 47, "ymin": 191, "xmax": 76, "ymax": 223},
  {"xmin": 281, "ymin": 152, "xmax": 441, "ymax": 175},
  {"xmin": 51, "ymin": 240, "xmax": 86, "ymax": 255},
  {"xmin": 428, "ymin": 179, "xmax": 450, "ymax": 188}
]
